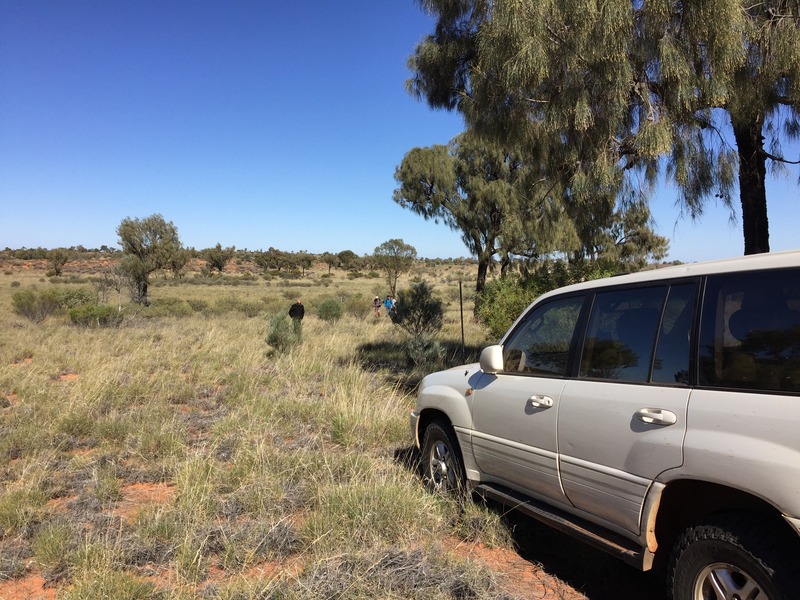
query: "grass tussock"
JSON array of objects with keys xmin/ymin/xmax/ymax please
[{"xmin": 0, "ymin": 263, "xmax": 559, "ymax": 599}]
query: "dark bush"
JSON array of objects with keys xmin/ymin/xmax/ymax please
[{"xmin": 390, "ymin": 281, "xmax": 444, "ymax": 338}]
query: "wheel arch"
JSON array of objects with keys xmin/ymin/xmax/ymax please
[{"xmin": 653, "ymin": 479, "xmax": 795, "ymax": 566}]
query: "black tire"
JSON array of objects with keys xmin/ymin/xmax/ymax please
[
  {"xmin": 420, "ymin": 421, "xmax": 466, "ymax": 496},
  {"xmin": 669, "ymin": 513, "xmax": 799, "ymax": 600}
]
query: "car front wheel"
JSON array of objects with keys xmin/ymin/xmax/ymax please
[
  {"xmin": 669, "ymin": 514, "xmax": 798, "ymax": 600},
  {"xmin": 421, "ymin": 421, "xmax": 465, "ymax": 495}
]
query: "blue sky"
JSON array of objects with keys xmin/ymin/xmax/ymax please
[{"xmin": 1, "ymin": 1, "xmax": 797, "ymax": 261}]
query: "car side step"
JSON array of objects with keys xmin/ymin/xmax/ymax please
[{"xmin": 473, "ymin": 483, "xmax": 653, "ymax": 571}]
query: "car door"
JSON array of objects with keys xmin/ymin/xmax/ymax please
[
  {"xmin": 557, "ymin": 283, "xmax": 696, "ymax": 535},
  {"xmin": 471, "ymin": 294, "xmax": 586, "ymax": 503}
]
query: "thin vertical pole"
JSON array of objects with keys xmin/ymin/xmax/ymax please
[{"xmin": 459, "ymin": 281, "xmax": 465, "ymax": 362}]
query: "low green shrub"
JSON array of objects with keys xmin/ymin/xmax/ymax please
[
  {"xmin": 390, "ymin": 281, "xmax": 444, "ymax": 338},
  {"xmin": 265, "ymin": 313, "xmax": 300, "ymax": 352},
  {"xmin": 187, "ymin": 299, "xmax": 209, "ymax": 313},
  {"xmin": 68, "ymin": 304, "xmax": 123, "ymax": 328},
  {"xmin": 316, "ymin": 298, "xmax": 342, "ymax": 323},
  {"xmin": 58, "ymin": 288, "xmax": 95, "ymax": 308},
  {"xmin": 11, "ymin": 289, "xmax": 62, "ymax": 323}
]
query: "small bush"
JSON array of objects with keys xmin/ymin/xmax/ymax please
[
  {"xmin": 405, "ymin": 335, "xmax": 445, "ymax": 368},
  {"xmin": 145, "ymin": 297, "xmax": 193, "ymax": 318},
  {"xmin": 238, "ymin": 301, "xmax": 263, "ymax": 318},
  {"xmin": 316, "ymin": 298, "xmax": 342, "ymax": 323},
  {"xmin": 390, "ymin": 281, "xmax": 444, "ymax": 338},
  {"xmin": 343, "ymin": 294, "xmax": 369, "ymax": 320},
  {"xmin": 68, "ymin": 304, "xmax": 123, "ymax": 328},
  {"xmin": 187, "ymin": 299, "xmax": 209, "ymax": 313},
  {"xmin": 58, "ymin": 288, "xmax": 95, "ymax": 308},
  {"xmin": 10, "ymin": 280, "xmax": 20, "ymax": 287},
  {"xmin": 266, "ymin": 313, "xmax": 300, "ymax": 352},
  {"xmin": 11, "ymin": 289, "xmax": 61, "ymax": 323}
]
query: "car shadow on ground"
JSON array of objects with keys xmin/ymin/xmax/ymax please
[
  {"xmin": 498, "ymin": 507, "xmax": 666, "ymax": 600},
  {"xmin": 393, "ymin": 446, "xmax": 666, "ymax": 600}
]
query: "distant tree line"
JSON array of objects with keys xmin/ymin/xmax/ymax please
[{"xmin": 2, "ymin": 215, "xmax": 476, "ymax": 306}]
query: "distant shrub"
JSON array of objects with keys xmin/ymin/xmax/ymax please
[
  {"xmin": 343, "ymin": 294, "xmax": 369, "ymax": 320},
  {"xmin": 68, "ymin": 304, "xmax": 123, "ymax": 328},
  {"xmin": 145, "ymin": 297, "xmax": 193, "ymax": 318},
  {"xmin": 238, "ymin": 301, "xmax": 263, "ymax": 318},
  {"xmin": 58, "ymin": 288, "xmax": 95, "ymax": 308},
  {"xmin": 265, "ymin": 313, "xmax": 300, "ymax": 352},
  {"xmin": 187, "ymin": 299, "xmax": 209, "ymax": 313},
  {"xmin": 214, "ymin": 295, "xmax": 243, "ymax": 314},
  {"xmin": 10, "ymin": 281, "xmax": 20, "ymax": 288},
  {"xmin": 317, "ymin": 298, "xmax": 343, "ymax": 323},
  {"xmin": 12, "ymin": 289, "xmax": 61, "ymax": 323}
]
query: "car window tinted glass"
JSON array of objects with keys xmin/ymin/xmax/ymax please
[
  {"xmin": 580, "ymin": 286, "xmax": 667, "ymax": 382},
  {"xmin": 652, "ymin": 284, "xmax": 696, "ymax": 385},
  {"xmin": 699, "ymin": 269, "xmax": 800, "ymax": 392},
  {"xmin": 502, "ymin": 296, "xmax": 585, "ymax": 377}
]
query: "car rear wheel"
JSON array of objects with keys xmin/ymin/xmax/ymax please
[
  {"xmin": 421, "ymin": 421, "xmax": 465, "ymax": 495},
  {"xmin": 669, "ymin": 514, "xmax": 798, "ymax": 600}
]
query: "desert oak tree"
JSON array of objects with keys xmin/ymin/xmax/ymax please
[
  {"xmin": 408, "ymin": 0, "xmax": 800, "ymax": 255},
  {"xmin": 373, "ymin": 239, "xmax": 417, "ymax": 296},
  {"xmin": 116, "ymin": 214, "xmax": 182, "ymax": 305}
]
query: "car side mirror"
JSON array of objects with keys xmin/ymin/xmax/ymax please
[{"xmin": 479, "ymin": 345, "xmax": 504, "ymax": 374}]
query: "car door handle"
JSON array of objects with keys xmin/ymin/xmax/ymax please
[
  {"xmin": 529, "ymin": 395, "xmax": 554, "ymax": 408},
  {"xmin": 636, "ymin": 408, "xmax": 677, "ymax": 425}
]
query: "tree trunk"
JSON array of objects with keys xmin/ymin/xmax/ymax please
[
  {"xmin": 732, "ymin": 117, "xmax": 770, "ymax": 255},
  {"xmin": 476, "ymin": 259, "xmax": 489, "ymax": 293}
]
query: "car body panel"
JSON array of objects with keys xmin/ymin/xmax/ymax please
[{"xmin": 470, "ymin": 372, "xmax": 569, "ymax": 502}]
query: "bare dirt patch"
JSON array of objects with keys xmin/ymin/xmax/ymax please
[
  {"xmin": 0, "ymin": 573, "xmax": 56, "ymax": 600},
  {"xmin": 111, "ymin": 482, "xmax": 176, "ymax": 523}
]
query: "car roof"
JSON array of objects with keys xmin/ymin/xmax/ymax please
[{"xmin": 536, "ymin": 249, "xmax": 800, "ymax": 301}]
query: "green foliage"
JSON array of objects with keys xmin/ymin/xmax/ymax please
[
  {"xmin": 316, "ymin": 297, "xmax": 343, "ymax": 323},
  {"xmin": 475, "ymin": 276, "xmax": 539, "ymax": 340},
  {"xmin": 409, "ymin": 0, "xmax": 800, "ymax": 255},
  {"xmin": 390, "ymin": 281, "xmax": 444, "ymax": 338},
  {"xmin": 404, "ymin": 334, "xmax": 445, "ymax": 368},
  {"xmin": 336, "ymin": 249, "xmax": 360, "ymax": 271},
  {"xmin": 68, "ymin": 304, "xmax": 123, "ymax": 328},
  {"xmin": 117, "ymin": 213, "xmax": 183, "ymax": 304},
  {"xmin": 11, "ymin": 289, "xmax": 62, "ymax": 323},
  {"xmin": 265, "ymin": 312, "xmax": 300, "ymax": 352},
  {"xmin": 49, "ymin": 248, "xmax": 70, "ymax": 276},
  {"xmin": 476, "ymin": 260, "xmax": 615, "ymax": 338},
  {"xmin": 373, "ymin": 239, "xmax": 418, "ymax": 296},
  {"xmin": 187, "ymin": 298, "xmax": 209, "ymax": 313},
  {"xmin": 58, "ymin": 288, "xmax": 95, "ymax": 308},
  {"xmin": 202, "ymin": 242, "xmax": 236, "ymax": 273}
]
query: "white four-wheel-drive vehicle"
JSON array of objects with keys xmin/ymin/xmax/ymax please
[{"xmin": 411, "ymin": 251, "xmax": 800, "ymax": 600}]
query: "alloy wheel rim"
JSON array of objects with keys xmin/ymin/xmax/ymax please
[
  {"xmin": 693, "ymin": 562, "xmax": 767, "ymax": 600},
  {"xmin": 429, "ymin": 441, "xmax": 455, "ymax": 490}
]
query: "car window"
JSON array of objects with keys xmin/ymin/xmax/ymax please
[
  {"xmin": 699, "ymin": 269, "xmax": 800, "ymax": 392},
  {"xmin": 502, "ymin": 295, "xmax": 585, "ymax": 377},
  {"xmin": 580, "ymin": 286, "xmax": 667, "ymax": 382},
  {"xmin": 652, "ymin": 283, "xmax": 696, "ymax": 385}
]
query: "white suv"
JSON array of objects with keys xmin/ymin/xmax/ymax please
[{"xmin": 411, "ymin": 251, "xmax": 800, "ymax": 600}]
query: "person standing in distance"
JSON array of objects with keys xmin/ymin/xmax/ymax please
[{"xmin": 289, "ymin": 298, "xmax": 304, "ymax": 336}]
